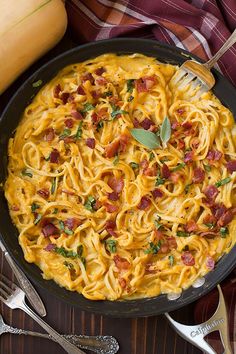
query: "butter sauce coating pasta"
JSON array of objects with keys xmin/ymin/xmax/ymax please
[{"xmin": 4, "ymin": 54, "xmax": 236, "ymax": 301}]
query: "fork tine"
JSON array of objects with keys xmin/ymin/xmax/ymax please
[
  {"xmin": 0, "ymin": 286, "xmax": 9, "ymax": 300},
  {"xmin": 177, "ymin": 72, "xmax": 195, "ymax": 90},
  {"xmin": 0, "ymin": 274, "xmax": 17, "ymax": 290},
  {"xmin": 171, "ymin": 69, "xmax": 187, "ymax": 85},
  {"xmin": 0, "ymin": 280, "xmax": 13, "ymax": 296}
]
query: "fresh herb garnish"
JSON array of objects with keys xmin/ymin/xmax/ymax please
[
  {"xmin": 59, "ymin": 128, "xmax": 71, "ymax": 140},
  {"xmin": 106, "ymin": 239, "xmax": 117, "ymax": 253},
  {"xmin": 113, "ymin": 155, "xmax": 119, "ymax": 165},
  {"xmin": 51, "ymin": 177, "xmax": 57, "ymax": 194},
  {"xmin": 55, "ymin": 246, "xmax": 78, "ymax": 259},
  {"xmin": 128, "ymin": 95, "xmax": 134, "ymax": 102},
  {"xmin": 144, "ymin": 241, "xmax": 161, "ymax": 255},
  {"xmin": 34, "ymin": 213, "xmax": 42, "ymax": 225},
  {"xmin": 203, "ymin": 164, "xmax": 211, "ymax": 172},
  {"xmin": 59, "ymin": 220, "xmax": 74, "ymax": 235},
  {"xmin": 130, "ymin": 129, "xmax": 161, "ymax": 149},
  {"xmin": 74, "ymin": 122, "xmax": 83, "ymax": 140},
  {"xmin": 52, "ymin": 208, "xmax": 58, "ymax": 214},
  {"xmin": 220, "ymin": 227, "xmax": 229, "ymax": 238},
  {"xmin": 215, "ymin": 177, "xmax": 231, "ymax": 188},
  {"xmin": 45, "ymin": 155, "xmax": 50, "ymax": 161},
  {"xmin": 172, "ymin": 163, "xmax": 185, "ymax": 172},
  {"xmin": 63, "ymin": 261, "xmax": 74, "ymax": 270},
  {"xmin": 21, "ymin": 169, "xmax": 33, "ymax": 178},
  {"xmin": 130, "ymin": 162, "xmax": 139, "ymax": 170},
  {"xmin": 111, "ymin": 104, "xmax": 128, "ymax": 119},
  {"xmin": 169, "ymin": 255, "xmax": 174, "ymax": 266},
  {"xmin": 184, "ymin": 183, "xmax": 192, "ymax": 194},
  {"xmin": 149, "ymin": 152, "xmax": 155, "ymax": 161},
  {"xmin": 81, "ymin": 102, "xmax": 95, "ymax": 113},
  {"xmin": 160, "ymin": 116, "xmax": 171, "ymax": 147},
  {"xmin": 96, "ymin": 121, "xmax": 104, "ymax": 131},
  {"xmin": 103, "ymin": 91, "xmax": 113, "ymax": 97},
  {"xmin": 84, "ymin": 196, "xmax": 96, "ymax": 212},
  {"xmin": 31, "ymin": 203, "xmax": 39, "ymax": 212},
  {"xmin": 154, "ymin": 219, "xmax": 163, "ymax": 230},
  {"xmin": 32, "ymin": 79, "xmax": 42, "ymax": 88},
  {"xmin": 127, "ymin": 79, "xmax": 135, "ymax": 93},
  {"xmin": 155, "ymin": 176, "xmax": 165, "ymax": 186},
  {"xmin": 176, "ymin": 231, "xmax": 190, "ymax": 237},
  {"xmin": 205, "ymin": 223, "xmax": 215, "ymax": 229}
]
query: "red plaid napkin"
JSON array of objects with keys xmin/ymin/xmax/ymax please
[{"xmin": 66, "ymin": 0, "xmax": 236, "ymax": 86}]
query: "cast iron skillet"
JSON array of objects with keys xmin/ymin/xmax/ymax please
[{"xmin": 0, "ymin": 38, "xmax": 236, "ymax": 318}]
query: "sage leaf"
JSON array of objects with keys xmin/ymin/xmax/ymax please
[
  {"xmin": 160, "ymin": 116, "xmax": 171, "ymax": 147},
  {"xmin": 130, "ymin": 129, "xmax": 160, "ymax": 149}
]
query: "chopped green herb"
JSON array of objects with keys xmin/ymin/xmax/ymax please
[
  {"xmin": 21, "ymin": 169, "xmax": 33, "ymax": 178},
  {"xmin": 176, "ymin": 231, "xmax": 190, "ymax": 237},
  {"xmin": 130, "ymin": 128, "xmax": 160, "ymax": 149},
  {"xmin": 96, "ymin": 121, "xmax": 104, "ymax": 131},
  {"xmin": 113, "ymin": 155, "xmax": 119, "ymax": 165},
  {"xmin": 154, "ymin": 219, "xmax": 163, "ymax": 230},
  {"xmin": 127, "ymin": 79, "xmax": 135, "ymax": 93},
  {"xmin": 77, "ymin": 245, "xmax": 83, "ymax": 257},
  {"xmin": 160, "ymin": 116, "xmax": 171, "ymax": 147},
  {"xmin": 59, "ymin": 220, "xmax": 74, "ymax": 235},
  {"xmin": 51, "ymin": 177, "xmax": 57, "ymax": 194},
  {"xmin": 84, "ymin": 196, "xmax": 96, "ymax": 212},
  {"xmin": 74, "ymin": 122, "xmax": 83, "ymax": 140},
  {"xmin": 111, "ymin": 106, "xmax": 128, "ymax": 119},
  {"xmin": 130, "ymin": 162, "xmax": 139, "ymax": 170},
  {"xmin": 220, "ymin": 227, "xmax": 229, "ymax": 238},
  {"xmin": 106, "ymin": 239, "xmax": 117, "ymax": 253},
  {"xmin": 155, "ymin": 177, "xmax": 165, "ymax": 186},
  {"xmin": 103, "ymin": 91, "xmax": 113, "ymax": 97},
  {"xmin": 59, "ymin": 128, "xmax": 71, "ymax": 140},
  {"xmin": 204, "ymin": 223, "xmax": 215, "ymax": 229},
  {"xmin": 81, "ymin": 102, "xmax": 95, "ymax": 113},
  {"xmin": 203, "ymin": 164, "xmax": 211, "ymax": 172},
  {"xmin": 34, "ymin": 213, "xmax": 42, "ymax": 225},
  {"xmin": 215, "ymin": 177, "xmax": 231, "ymax": 188},
  {"xmin": 172, "ymin": 163, "xmax": 185, "ymax": 172},
  {"xmin": 128, "ymin": 95, "xmax": 134, "ymax": 102},
  {"xmin": 45, "ymin": 155, "xmax": 50, "ymax": 161},
  {"xmin": 52, "ymin": 208, "xmax": 58, "ymax": 214},
  {"xmin": 32, "ymin": 80, "xmax": 42, "ymax": 88},
  {"xmin": 144, "ymin": 241, "xmax": 161, "ymax": 255},
  {"xmin": 169, "ymin": 255, "xmax": 174, "ymax": 266},
  {"xmin": 63, "ymin": 261, "xmax": 74, "ymax": 270},
  {"xmin": 31, "ymin": 203, "xmax": 39, "ymax": 212},
  {"xmin": 184, "ymin": 183, "xmax": 192, "ymax": 194},
  {"xmin": 149, "ymin": 152, "xmax": 155, "ymax": 161},
  {"xmin": 55, "ymin": 246, "xmax": 78, "ymax": 259}
]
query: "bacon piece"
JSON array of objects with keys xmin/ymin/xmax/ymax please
[
  {"xmin": 61, "ymin": 92, "xmax": 70, "ymax": 104},
  {"xmin": 12, "ymin": 205, "xmax": 20, "ymax": 211},
  {"xmin": 167, "ymin": 237, "xmax": 177, "ymax": 249},
  {"xmin": 91, "ymin": 89, "xmax": 101, "ymax": 99},
  {"xmin": 114, "ymin": 255, "xmax": 130, "ymax": 270},
  {"xmin": 135, "ymin": 78, "xmax": 148, "ymax": 93},
  {"xmin": 161, "ymin": 163, "xmax": 171, "ymax": 179},
  {"xmin": 217, "ymin": 210, "xmax": 233, "ymax": 227},
  {"xmin": 184, "ymin": 151, "xmax": 194, "ymax": 163},
  {"xmin": 71, "ymin": 110, "xmax": 83, "ymax": 120},
  {"xmin": 86, "ymin": 138, "xmax": 95, "ymax": 149},
  {"xmin": 140, "ymin": 159, "xmax": 149, "ymax": 170},
  {"xmin": 42, "ymin": 223, "xmax": 60, "ymax": 237},
  {"xmin": 105, "ymin": 220, "xmax": 118, "ymax": 237},
  {"xmin": 63, "ymin": 136, "xmax": 76, "ymax": 144},
  {"xmin": 226, "ymin": 160, "xmax": 236, "ymax": 173},
  {"xmin": 81, "ymin": 73, "xmax": 94, "ymax": 85},
  {"xmin": 108, "ymin": 177, "xmax": 124, "ymax": 194},
  {"xmin": 119, "ymin": 277, "xmax": 127, "ymax": 288},
  {"xmin": 200, "ymin": 231, "xmax": 217, "ymax": 239},
  {"xmin": 65, "ymin": 118, "xmax": 74, "ymax": 128},
  {"xmin": 177, "ymin": 139, "xmax": 185, "ymax": 150},
  {"xmin": 203, "ymin": 214, "xmax": 216, "ymax": 225},
  {"xmin": 44, "ymin": 243, "xmax": 56, "ymax": 252},
  {"xmin": 91, "ymin": 112, "xmax": 99, "ymax": 124},
  {"xmin": 54, "ymin": 84, "xmax": 61, "ymax": 98},
  {"xmin": 95, "ymin": 67, "xmax": 106, "ymax": 76},
  {"xmin": 159, "ymin": 243, "xmax": 169, "ymax": 254},
  {"xmin": 37, "ymin": 189, "xmax": 49, "ymax": 199},
  {"xmin": 182, "ymin": 121, "xmax": 192, "ymax": 130},
  {"xmin": 137, "ymin": 196, "xmax": 151, "ymax": 210},
  {"xmin": 191, "ymin": 137, "xmax": 200, "ymax": 149},
  {"xmin": 176, "ymin": 108, "xmax": 185, "ymax": 115},
  {"xmin": 97, "ymin": 107, "xmax": 108, "ymax": 118},
  {"xmin": 144, "ymin": 76, "xmax": 157, "ymax": 89},
  {"xmin": 184, "ymin": 220, "xmax": 198, "ymax": 232},
  {"xmin": 207, "ymin": 149, "xmax": 223, "ymax": 161},
  {"xmin": 133, "ymin": 118, "xmax": 139, "ymax": 128},
  {"xmin": 154, "ymin": 229, "xmax": 164, "ymax": 241},
  {"xmin": 108, "ymin": 192, "xmax": 119, "ymax": 201},
  {"xmin": 141, "ymin": 118, "xmax": 155, "ymax": 130},
  {"xmin": 171, "ymin": 120, "xmax": 180, "ymax": 130},
  {"xmin": 104, "ymin": 140, "xmax": 120, "ymax": 158},
  {"xmin": 143, "ymin": 165, "xmax": 158, "ymax": 176},
  {"xmin": 211, "ymin": 203, "xmax": 227, "ymax": 219},
  {"xmin": 44, "ymin": 128, "xmax": 55, "ymax": 142},
  {"xmin": 77, "ymin": 85, "xmax": 86, "ymax": 95},
  {"xmin": 181, "ymin": 251, "xmax": 195, "ymax": 266},
  {"xmin": 50, "ymin": 149, "xmax": 60, "ymax": 163},
  {"xmin": 152, "ymin": 188, "xmax": 164, "ymax": 199},
  {"xmin": 169, "ymin": 172, "xmax": 181, "ymax": 183},
  {"xmin": 192, "ymin": 167, "xmax": 205, "ymax": 183},
  {"xmin": 204, "ymin": 185, "xmax": 219, "ymax": 202},
  {"xmin": 104, "ymin": 203, "xmax": 119, "ymax": 213},
  {"xmin": 206, "ymin": 256, "xmax": 215, "ymax": 270},
  {"xmin": 96, "ymin": 77, "xmax": 107, "ymax": 86},
  {"xmin": 64, "ymin": 218, "xmax": 81, "ymax": 230},
  {"xmin": 119, "ymin": 134, "xmax": 129, "ymax": 153}
]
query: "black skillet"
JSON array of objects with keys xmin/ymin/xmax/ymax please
[{"xmin": 0, "ymin": 38, "xmax": 235, "ymax": 318}]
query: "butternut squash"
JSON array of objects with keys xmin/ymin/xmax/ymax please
[{"xmin": 0, "ymin": 0, "xmax": 67, "ymax": 94}]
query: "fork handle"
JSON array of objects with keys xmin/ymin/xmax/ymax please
[
  {"xmin": 19, "ymin": 302, "xmax": 86, "ymax": 354},
  {"xmin": 205, "ymin": 28, "xmax": 236, "ymax": 69}
]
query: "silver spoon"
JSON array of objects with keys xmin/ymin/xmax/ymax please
[{"xmin": 0, "ymin": 314, "xmax": 119, "ymax": 354}]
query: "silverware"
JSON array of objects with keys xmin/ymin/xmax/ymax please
[
  {"xmin": 170, "ymin": 28, "xmax": 236, "ymax": 98},
  {"xmin": 165, "ymin": 285, "xmax": 232, "ymax": 354},
  {"xmin": 0, "ymin": 240, "xmax": 46, "ymax": 317},
  {"xmin": 0, "ymin": 313, "xmax": 119, "ymax": 354},
  {"xmin": 0, "ymin": 274, "xmax": 85, "ymax": 354}
]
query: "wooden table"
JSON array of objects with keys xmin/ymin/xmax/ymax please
[{"xmin": 0, "ymin": 30, "xmax": 202, "ymax": 354}]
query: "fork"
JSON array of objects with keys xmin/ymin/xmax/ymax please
[
  {"xmin": 0, "ymin": 274, "xmax": 85, "ymax": 354},
  {"xmin": 0, "ymin": 313, "xmax": 119, "ymax": 354},
  {"xmin": 170, "ymin": 28, "xmax": 236, "ymax": 98}
]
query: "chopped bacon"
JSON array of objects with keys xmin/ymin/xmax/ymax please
[
  {"xmin": 95, "ymin": 67, "xmax": 106, "ymax": 76},
  {"xmin": 62, "ymin": 189, "xmax": 75, "ymax": 195},
  {"xmin": 42, "ymin": 223, "xmax": 60, "ymax": 237},
  {"xmin": 114, "ymin": 255, "xmax": 130, "ymax": 270},
  {"xmin": 203, "ymin": 214, "xmax": 216, "ymax": 225},
  {"xmin": 177, "ymin": 139, "xmax": 185, "ymax": 150},
  {"xmin": 54, "ymin": 84, "xmax": 61, "ymax": 98},
  {"xmin": 181, "ymin": 251, "xmax": 195, "ymax": 266},
  {"xmin": 200, "ymin": 231, "xmax": 217, "ymax": 239},
  {"xmin": 93, "ymin": 200, "xmax": 102, "ymax": 211},
  {"xmin": 105, "ymin": 220, "xmax": 118, "ymax": 237},
  {"xmin": 144, "ymin": 166, "xmax": 158, "ymax": 176},
  {"xmin": 133, "ymin": 118, "xmax": 139, "ymax": 128},
  {"xmin": 226, "ymin": 160, "xmax": 236, "ymax": 173},
  {"xmin": 11, "ymin": 205, "xmax": 20, "ymax": 211},
  {"xmin": 61, "ymin": 92, "xmax": 70, "ymax": 104},
  {"xmin": 152, "ymin": 188, "xmax": 164, "ymax": 199},
  {"xmin": 169, "ymin": 172, "xmax": 181, "ymax": 183},
  {"xmin": 108, "ymin": 192, "xmax": 119, "ymax": 201},
  {"xmin": 182, "ymin": 121, "xmax": 192, "ymax": 130},
  {"xmin": 217, "ymin": 210, "xmax": 233, "ymax": 227},
  {"xmin": 37, "ymin": 189, "xmax": 49, "ymax": 199},
  {"xmin": 159, "ymin": 243, "xmax": 169, "ymax": 254},
  {"xmin": 86, "ymin": 138, "xmax": 95, "ymax": 149},
  {"xmin": 91, "ymin": 112, "xmax": 99, "ymax": 124},
  {"xmin": 65, "ymin": 118, "xmax": 74, "ymax": 128},
  {"xmin": 96, "ymin": 77, "xmax": 107, "ymax": 86},
  {"xmin": 97, "ymin": 107, "xmax": 108, "ymax": 118},
  {"xmin": 184, "ymin": 151, "xmax": 194, "ymax": 163},
  {"xmin": 119, "ymin": 277, "xmax": 127, "ymax": 288},
  {"xmin": 140, "ymin": 159, "xmax": 149, "ymax": 170},
  {"xmin": 206, "ymin": 256, "xmax": 215, "ymax": 270},
  {"xmin": 50, "ymin": 149, "xmax": 60, "ymax": 163},
  {"xmin": 137, "ymin": 196, "xmax": 151, "ymax": 210},
  {"xmin": 64, "ymin": 218, "xmax": 81, "ymax": 230},
  {"xmin": 108, "ymin": 177, "xmax": 124, "ymax": 194},
  {"xmin": 44, "ymin": 128, "xmax": 55, "ymax": 142},
  {"xmin": 204, "ymin": 185, "xmax": 219, "ymax": 203},
  {"xmin": 191, "ymin": 137, "xmax": 200, "ymax": 149},
  {"xmin": 177, "ymin": 108, "xmax": 185, "ymax": 116},
  {"xmin": 141, "ymin": 118, "xmax": 155, "ymax": 130},
  {"xmin": 91, "ymin": 89, "xmax": 101, "ymax": 99},
  {"xmin": 211, "ymin": 203, "xmax": 227, "ymax": 219},
  {"xmin": 154, "ymin": 229, "xmax": 164, "ymax": 241},
  {"xmin": 77, "ymin": 85, "xmax": 86, "ymax": 95},
  {"xmin": 119, "ymin": 134, "xmax": 129, "ymax": 153},
  {"xmin": 171, "ymin": 120, "xmax": 180, "ymax": 130},
  {"xmin": 104, "ymin": 140, "xmax": 120, "ymax": 158},
  {"xmin": 192, "ymin": 167, "xmax": 205, "ymax": 183},
  {"xmin": 184, "ymin": 220, "xmax": 198, "ymax": 232},
  {"xmin": 81, "ymin": 73, "xmax": 94, "ymax": 85},
  {"xmin": 207, "ymin": 149, "xmax": 223, "ymax": 161},
  {"xmin": 167, "ymin": 237, "xmax": 177, "ymax": 249},
  {"xmin": 44, "ymin": 243, "xmax": 56, "ymax": 252},
  {"xmin": 71, "ymin": 110, "xmax": 83, "ymax": 120},
  {"xmin": 161, "ymin": 163, "xmax": 171, "ymax": 179},
  {"xmin": 144, "ymin": 76, "xmax": 157, "ymax": 89},
  {"xmin": 63, "ymin": 136, "xmax": 76, "ymax": 144},
  {"xmin": 104, "ymin": 203, "xmax": 119, "ymax": 213}
]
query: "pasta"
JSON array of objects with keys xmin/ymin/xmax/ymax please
[{"xmin": 4, "ymin": 53, "xmax": 236, "ymax": 301}]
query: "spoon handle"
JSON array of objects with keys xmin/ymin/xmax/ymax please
[{"xmin": 2, "ymin": 323, "xmax": 119, "ymax": 354}]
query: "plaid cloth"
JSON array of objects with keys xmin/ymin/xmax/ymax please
[{"xmin": 66, "ymin": 0, "xmax": 236, "ymax": 87}]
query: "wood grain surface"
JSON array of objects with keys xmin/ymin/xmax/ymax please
[{"xmin": 0, "ymin": 30, "xmax": 202, "ymax": 354}]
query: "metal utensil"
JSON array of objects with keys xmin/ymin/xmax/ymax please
[
  {"xmin": 0, "ymin": 274, "xmax": 85, "ymax": 354},
  {"xmin": 165, "ymin": 285, "xmax": 232, "ymax": 354},
  {"xmin": 0, "ymin": 313, "xmax": 119, "ymax": 354},
  {"xmin": 170, "ymin": 28, "xmax": 236, "ymax": 98},
  {"xmin": 0, "ymin": 241, "xmax": 46, "ymax": 317}
]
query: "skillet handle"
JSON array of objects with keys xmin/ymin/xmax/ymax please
[{"xmin": 165, "ymin": 285, "xmax": 232, "ymax": 354}]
